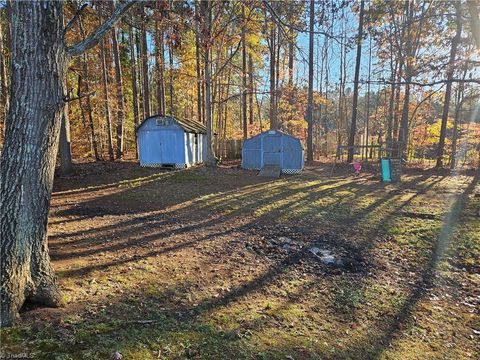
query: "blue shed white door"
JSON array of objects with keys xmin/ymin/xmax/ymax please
[{"xmin": 138, "ymin": 128, "xmax": 185, "ymax": 166}]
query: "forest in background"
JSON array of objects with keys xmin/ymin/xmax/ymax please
[{"xmin": 0, "ymin": 0, "xmax": 479, "ymax": 170}]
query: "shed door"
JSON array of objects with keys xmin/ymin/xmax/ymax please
[{"xmin": 262, "ymin": 134, "xmax": 282, "ymax": 167}]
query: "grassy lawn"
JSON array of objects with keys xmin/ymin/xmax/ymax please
[{"xmin": 1, "ymin": 162, "xmax": 479, "ymax": 360}]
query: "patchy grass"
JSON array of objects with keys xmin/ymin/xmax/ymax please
[{"xmin": 1, "ymin": 162, "xmax": 479, "ymax": 359}]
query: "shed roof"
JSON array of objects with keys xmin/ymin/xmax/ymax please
[
  {"xmin": 137, "ymin": 115, "xmax": 207, "ymax": 134},
  {"xmin": 245, "ymin": 129, "xmax": 302, "ymax": 143}
]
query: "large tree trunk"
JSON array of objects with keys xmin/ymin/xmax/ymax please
[
  {"xmin": 0, "ymin": 18, "xmax": 9, "ymax": 142},
  {"xmin": 0, "ymin": 1, "xmax": 66, "ymax": 327},
  {"xmin": 306, "ymin": 0, "xmax": 315, "ymax": 162},
  {"xmin": 436, "ymin": 2, "xmax": 462, "ymax": 168},
  {"xmin": 0, "ymin": 0, "xmax": 136, "ymax": 328},
  {"xmin": 347, "ymin": 0, "xmax": 365, "ymax": 163}
]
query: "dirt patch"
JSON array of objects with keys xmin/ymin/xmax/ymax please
[{"xmin": 1, "ymin": 162, "xmax": 478, "ymax": 360}]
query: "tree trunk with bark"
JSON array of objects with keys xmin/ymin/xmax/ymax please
[
  {"xmin": 248, "ymin": 53, "xmax": 254, "ymax": 126},
  {"xmin": 129, "ymin": 24, "xmax": 140, "ymax": 127},
  {"xmin": 0, "ymin": 1, "xmax": 136, "ymax": 327},
  {"xmin": 0, "ymin": 18, "xmax": 9, "ymax": 141},
  {"xmin": 141, "ymin": 27, "xmax": 151, "ymax": 118},
  {"xmin": 194, "ymin": 0, "xmax": 203, "ymax": 123},
  {"xmin": 154, "ymin": 12, "xmax": 165, "ymax": 116},
  {"xmin": 241, "ymin": 4, "xmax": 247, "ymax": 139},
  {"xmin": 0, "ymin": 1, "xmax": 66, "ymax": 327},
  {"xmin": 200, "ymin": 0, "xmax": 216, "ymax": 167},
  {"xmin": 100, "ymin": 38, "xmax": 115, "ymax": 161},
  {"xmin": 347, "ymin": 0, "xmax": 365, "ymax": 163},
  {"xmin": 79, "ymin": 19, "xmax": 100, "ymax": 161},
  {"xmin": 269, "ymin": 15, "xmax": 277, "ymax": 130},
  {"xmin": 111, "ymin": 21, "xmax": 126, "ymax": 159},
  {"xmin": 436, "ymin": 2, "xmax": 462, "ymax": 168},
  {"xmin": 59, "ymin": 102, "xmax": 73, "ymax": 174},
  {"xmin": 306, "ymin": 0, "xmax": 315, "ymax": 162},
  {"xmin": 168, "ymin": 29, "xmax": 174, "ymax": 116}
]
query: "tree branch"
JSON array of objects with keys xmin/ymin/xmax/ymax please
[
  {"xmin": 67, "ymin": 1, "xmax": 138, "ymax": 57},
  {"xmin": 64, "ymin": 91, "xmax": 96, "ymax": 103},
  {"xmin": 262, "ymin": 0, "xmax": 342, "ymax": 44},
  {"xmin": 361, "ymin": 78, "xmax": 480, "ymax": 87},
  {"xmin": 64, "ymin": 2, "xmax": 88, "ymax": 34}
]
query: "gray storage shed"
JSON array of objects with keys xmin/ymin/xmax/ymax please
[
  {"xmin": 136, "ymin": 115, "xmax": 207, "ymax": 168},
  {"xmin": 242, "ymin": 130, "xmax": 304, "ymax": 174}
]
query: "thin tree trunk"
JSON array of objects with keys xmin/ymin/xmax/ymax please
[
  {"xmin": 100, "ymin": 38, "xmax": 115, "ymax": 161},
  {"xmin": 306, "ymin": 0, "xmax": 315, "ymax": 162},
  {"xmin": 135, "ymin": 31, "xmax": 145, "ymax": 120},
  {"xmin": 398, "ymin": 0, "xmax": 414, "ymax": 159},
  {"xmin": 154, "ymin": 12, "xmax": 165, "ymax": 115},
  {"xmin": 248, "ymin": 53, "xmax": 254, "ymax": 127},
  {"xmin": 269, "ymin": 13, "xmax": 277, "ymax": 130},
  {"xmin": 111, "ymin": 24, "xmax": 126, "ymax": 159},
  {"xmin": 364, "ymin": 35, "xmax": 372, "ymax": 159},
  {"xmin": 79, "ymin": 19, "xmax": 100, "ymax": 161},
  {"xmin": 347, "ymin": 0, "xmax": 365, "ymax": 163},
  {"xmin": 141, "ymin": 27, "xmax": 151, "ymax": 118},
  {"xmin": 451, "ymin": 66, "xmax": 468, "ymax": 170},
  {"xmin": 241, "ymin": 4, "xmax": 247, "ymax": 139},
  {"xmin": 129, "ymin": 24, "xmax": 140, "ymax": 126},
  {"xmin": 436, "ymin": 2, "xmax": 462, "ymax": 168},
  {"xmin": 386, "ymin": 55, "xmax": 397, "ymax": 147},
  {"xmin": 59, "ymin": 101, "xmax": 73, "ymax": 174},
  {"xmin": 287, "ymin": 3, "xmax": 294, "ymax": 90},
  {"xmin": 195, "ymin": 1, "xmax": 203, "ymax": 123},
  {"xmin": 201, "ymin": 0, "xmax": 216, "ymax": 167},
  {"xmin": 168, "ymin": 31, "xmax": 174, "ymax": 115}
]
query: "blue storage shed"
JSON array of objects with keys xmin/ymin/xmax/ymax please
[
  {"xmin": 242, "ymin": 130, "xmax": 304, "ymax": 174},
  {"xmin": 136, "ymin": 115, "xmax": 207, "ymax": 168}
]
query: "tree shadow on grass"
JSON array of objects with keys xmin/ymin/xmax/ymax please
[
  {"xmin": 17, "ymin": 166, "xmax": 475, "ymax": 359},
  {"xmin": 50, "ymin": 170, "xmax": 438, "ymax": 282},
  {"xmin": 331, "ymin": 172, "xmax": 479, "ymax": 359}
]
